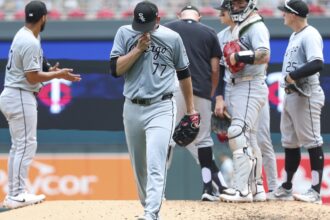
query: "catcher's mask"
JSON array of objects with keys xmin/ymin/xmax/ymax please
[
  {"xmin": 229, "ymin": 0, "xmax": 258, "ymax": 22},
  {"xmin": 211, "ymin": 112, "xmax": 231, "ymax": 143}
]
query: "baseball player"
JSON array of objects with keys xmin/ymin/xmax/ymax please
[
  {"xmin": 109, "ymin": 1, "xmax": 196, "ymax": 219},
  {"xmin": 274, "ymin": 0, "xmax": 325, "ymax": 204},
  {"xmin": 0, "ymin": 1, "xmax": 81, "ymax": 209},
  {"xmin": 164, "ymin": 5, "xmax": 227, "ymax": 201},
  {"xmin": 213, "ymin": 0, "xmax": 270, "ymax": 203},
  {"xmin": 257, "ymin": 100, "xmax": 278, "ymax": 198},
  {"xmin": 215, "ymin": 0, "xmax": 277, "ymax": 201}
]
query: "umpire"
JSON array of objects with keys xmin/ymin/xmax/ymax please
[{"xmin": 165, "ymin": 5, "xmax": 227, "ymax": 201}]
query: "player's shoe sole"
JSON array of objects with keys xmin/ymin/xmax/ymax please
[
  {"xmin": 220, "ymin": 189, "xmax": 253, "ymax": 203},
  {"xmin": 3, "ymin": 193, "xmax": 45, "ymax": 209},
  {"xmin": 201, "ymin": 193, "xmax": 220, "ymax": 201}
]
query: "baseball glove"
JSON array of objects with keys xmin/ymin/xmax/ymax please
[
  {"xmin": 42, "ymin": 56, "xmax": 52, "ymax": 72},
  {"xmin": 173, "ymin": 113, "xmax": 201, "ymax": 147},
  {"xmin": 285, "ymin": 83, "xmax": 311, "ymax": 97},
  {"xmin": 211, "ymin": 111, "xmax": 231, "ymax": 143},
  {"xmin": 223, "ymin": 40, "xmax": 245, "ymax": 74}
]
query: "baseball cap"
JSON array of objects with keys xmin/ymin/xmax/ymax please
[
  {"xmin": 181, "ymin": 5, "xmax": 200, "ymax": 15},
  {"xmin": 214, "ymin": 0, "xmax": 230, "ymax": 11},
  {"xmin": 278, "ymin": 0, "xmax": 309, "ymax": 18},
  {"xmin": 132, "ymin": 1, "xmax": 158, "ymax": 33},
  {"xmin": 25, "ymin": 1, "xmax": 47, "ymax": 23}
]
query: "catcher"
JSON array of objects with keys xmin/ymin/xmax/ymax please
[{"xmin": 215, "ymin": 0, "xmax": 270, "ymax": 203}]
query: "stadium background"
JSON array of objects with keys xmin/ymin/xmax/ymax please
[{"xmin": 1, "ymin": 7, "xmax": 330, "ymax": 203}]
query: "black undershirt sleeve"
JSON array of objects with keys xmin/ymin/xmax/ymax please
[
  {"xmin": 289, "ymin": 59, "xmax": 323, "ymax": 80},
  {"xmin": 110, "ymin": 57, "xmax": 119, "ymax": 78},
  {"xmin": 177, "ymin": 68, "xmax": 191, "ymax": 80},
  {"xmin": 215, "ymin": 65, "xmax": 225, "ymax": 97}
]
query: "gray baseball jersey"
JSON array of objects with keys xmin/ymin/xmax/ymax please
[
  {"xmin": 233, "ymin": 21, "xmax": 270, "ymax": 79},
  {"xmin": 111, "ymin": 25, "xmax": 189, "ymax": 99},
  {"xmin": 0, "ymin": 26, "xmax": 42, "ymax": 197},
  {"xmin": 4, "ymin": 27, "xmax": 43, "ymax": 92},
  {"xmin": 281, "ymin": 25, "xmax": 324, "ymax": 149},
  {"xmin": 110, "ymin": 24, "xmax": 188, "ymax": 219},
  {"xmin": 217, "ymin": 26, "xmax": 234, "ymax": 84},
  {"xmin": 282, "ymin": 26, "xmax": 323, "ymax": 85}
]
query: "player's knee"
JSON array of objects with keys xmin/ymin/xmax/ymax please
[
  {"xmin": 228, "ymin": 125, "xmax": 247, "ymax": 151},
  {"xmin": 227, "ymin": 125, "xmax": 243, "ymax": 139}
]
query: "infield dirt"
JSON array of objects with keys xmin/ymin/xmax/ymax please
[{"xmin": 1, "ymin": 200, "xmax": 330, "ymax": 220}]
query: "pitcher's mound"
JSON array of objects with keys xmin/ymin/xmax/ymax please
[{"xmin": 1, "ymin": 200, "xmax": 330, "ymax": 220}]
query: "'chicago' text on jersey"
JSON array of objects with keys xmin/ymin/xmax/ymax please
[{"xmin": 128, "ymin": 43, "xmax": 167, "ymax": 60}]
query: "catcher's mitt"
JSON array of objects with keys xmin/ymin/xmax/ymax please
[
  {"xmin": 173, "ymin": 113, "xmax": 201, "ymax": 147},
  {"xmin": 223, "ymin": 40, "xmax": 245, "ymax": 74},
  {"xmin": 211, "ymin": 111, "xmax": 231, "ymax": 143}
]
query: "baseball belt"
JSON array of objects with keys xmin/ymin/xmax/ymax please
[
  {"xmin": 230, "ymin": 75, "xmax": 265, "ymax": 85},
  {"xmin": 130, "ymin": 93, "xmax": 173, "ymax": 105},
  {"xmin": 5, "ymin": 86, "xmax": 39, "ymax": 97}
]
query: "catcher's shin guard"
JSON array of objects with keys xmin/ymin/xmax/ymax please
[
  {"xmin": 220, "ymin": 148, "xmax": 254, "ymax": 203},
  {"xmin": 232, "ymin": 147, "xmax": 253, "ymax": 195}
]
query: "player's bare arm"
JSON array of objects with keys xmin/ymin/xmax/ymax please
[
  {"xmin": 25, "ymin": 69, "xmax": 81, "ymax": 84},
  {"xmin": 210, "ymin": 57, "xmax": 220, "ymax": 97},
  {"xmin": 254, "ymin": 49, "xmax": 270, "ymax": 65},
  {"xmin": 115, "ymin": 33, "xmax": 151, "ymax": 76},
  {"xmin": 214, "ymin": 95, "xmax": 226, "ymax": 117},
  {"xmin": 179, "ymin": 76, "xmax": 196, "ymax": 115}
]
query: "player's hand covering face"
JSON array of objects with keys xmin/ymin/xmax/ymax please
[{"xmin": 137, "ymin": 33, "xmax": 151, "ymax": 52}]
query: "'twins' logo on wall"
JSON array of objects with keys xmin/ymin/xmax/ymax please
[{"xmin": 38, "ymin": 79, "xmax": 73, "ymax": 114}]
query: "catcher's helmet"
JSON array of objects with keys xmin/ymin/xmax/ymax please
[
  {"xmin": 229, "ymin": 0, "xmax": 258, "ymax": 22},
  {"xmin": 214, "ymin": 0, "xmax": 231, "ymax": 11}
]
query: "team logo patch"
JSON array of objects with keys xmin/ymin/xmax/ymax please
[{"xmin": 138, "ymin": 13, "xmax": 146, "ymax": 22}]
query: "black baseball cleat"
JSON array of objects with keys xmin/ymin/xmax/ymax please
[{"xmin": 201, "ymin": 184, "xmax": 220, "ymax": 202}]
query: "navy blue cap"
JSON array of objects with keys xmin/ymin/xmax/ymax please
[
  {"xmin": 25, "ymin": 1, "xmax": 47, "ymax": 23},
  {"xmin": 132, "ymin": 1, "xmax": 158, "ymax": 33},
  {"xmin": 278, "ymin": 0, "xmax": 309, "ymax": 18}
]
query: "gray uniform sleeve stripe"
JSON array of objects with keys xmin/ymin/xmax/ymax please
[
  {"xmin": 308, "ymin": 57, "xmax": 323, "ymax": 62},
  {"xmin": 255, "ymin": 47, "xmax": 269, "ymax": 51},
  {"xmin": 24, "ymin": 68, "xmax": 40, "ymax": 72},
  {"xmin": 110, "ymin": 54, "xmax": 122, "ymax": 59},
  {"xmin": 176, "ymin": 65, "xmax": 189, "ymax": 71}
]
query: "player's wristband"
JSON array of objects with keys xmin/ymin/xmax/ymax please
[{"xmin": 234, "ymin": 50, "xmax": 255, "ymax": 64}]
